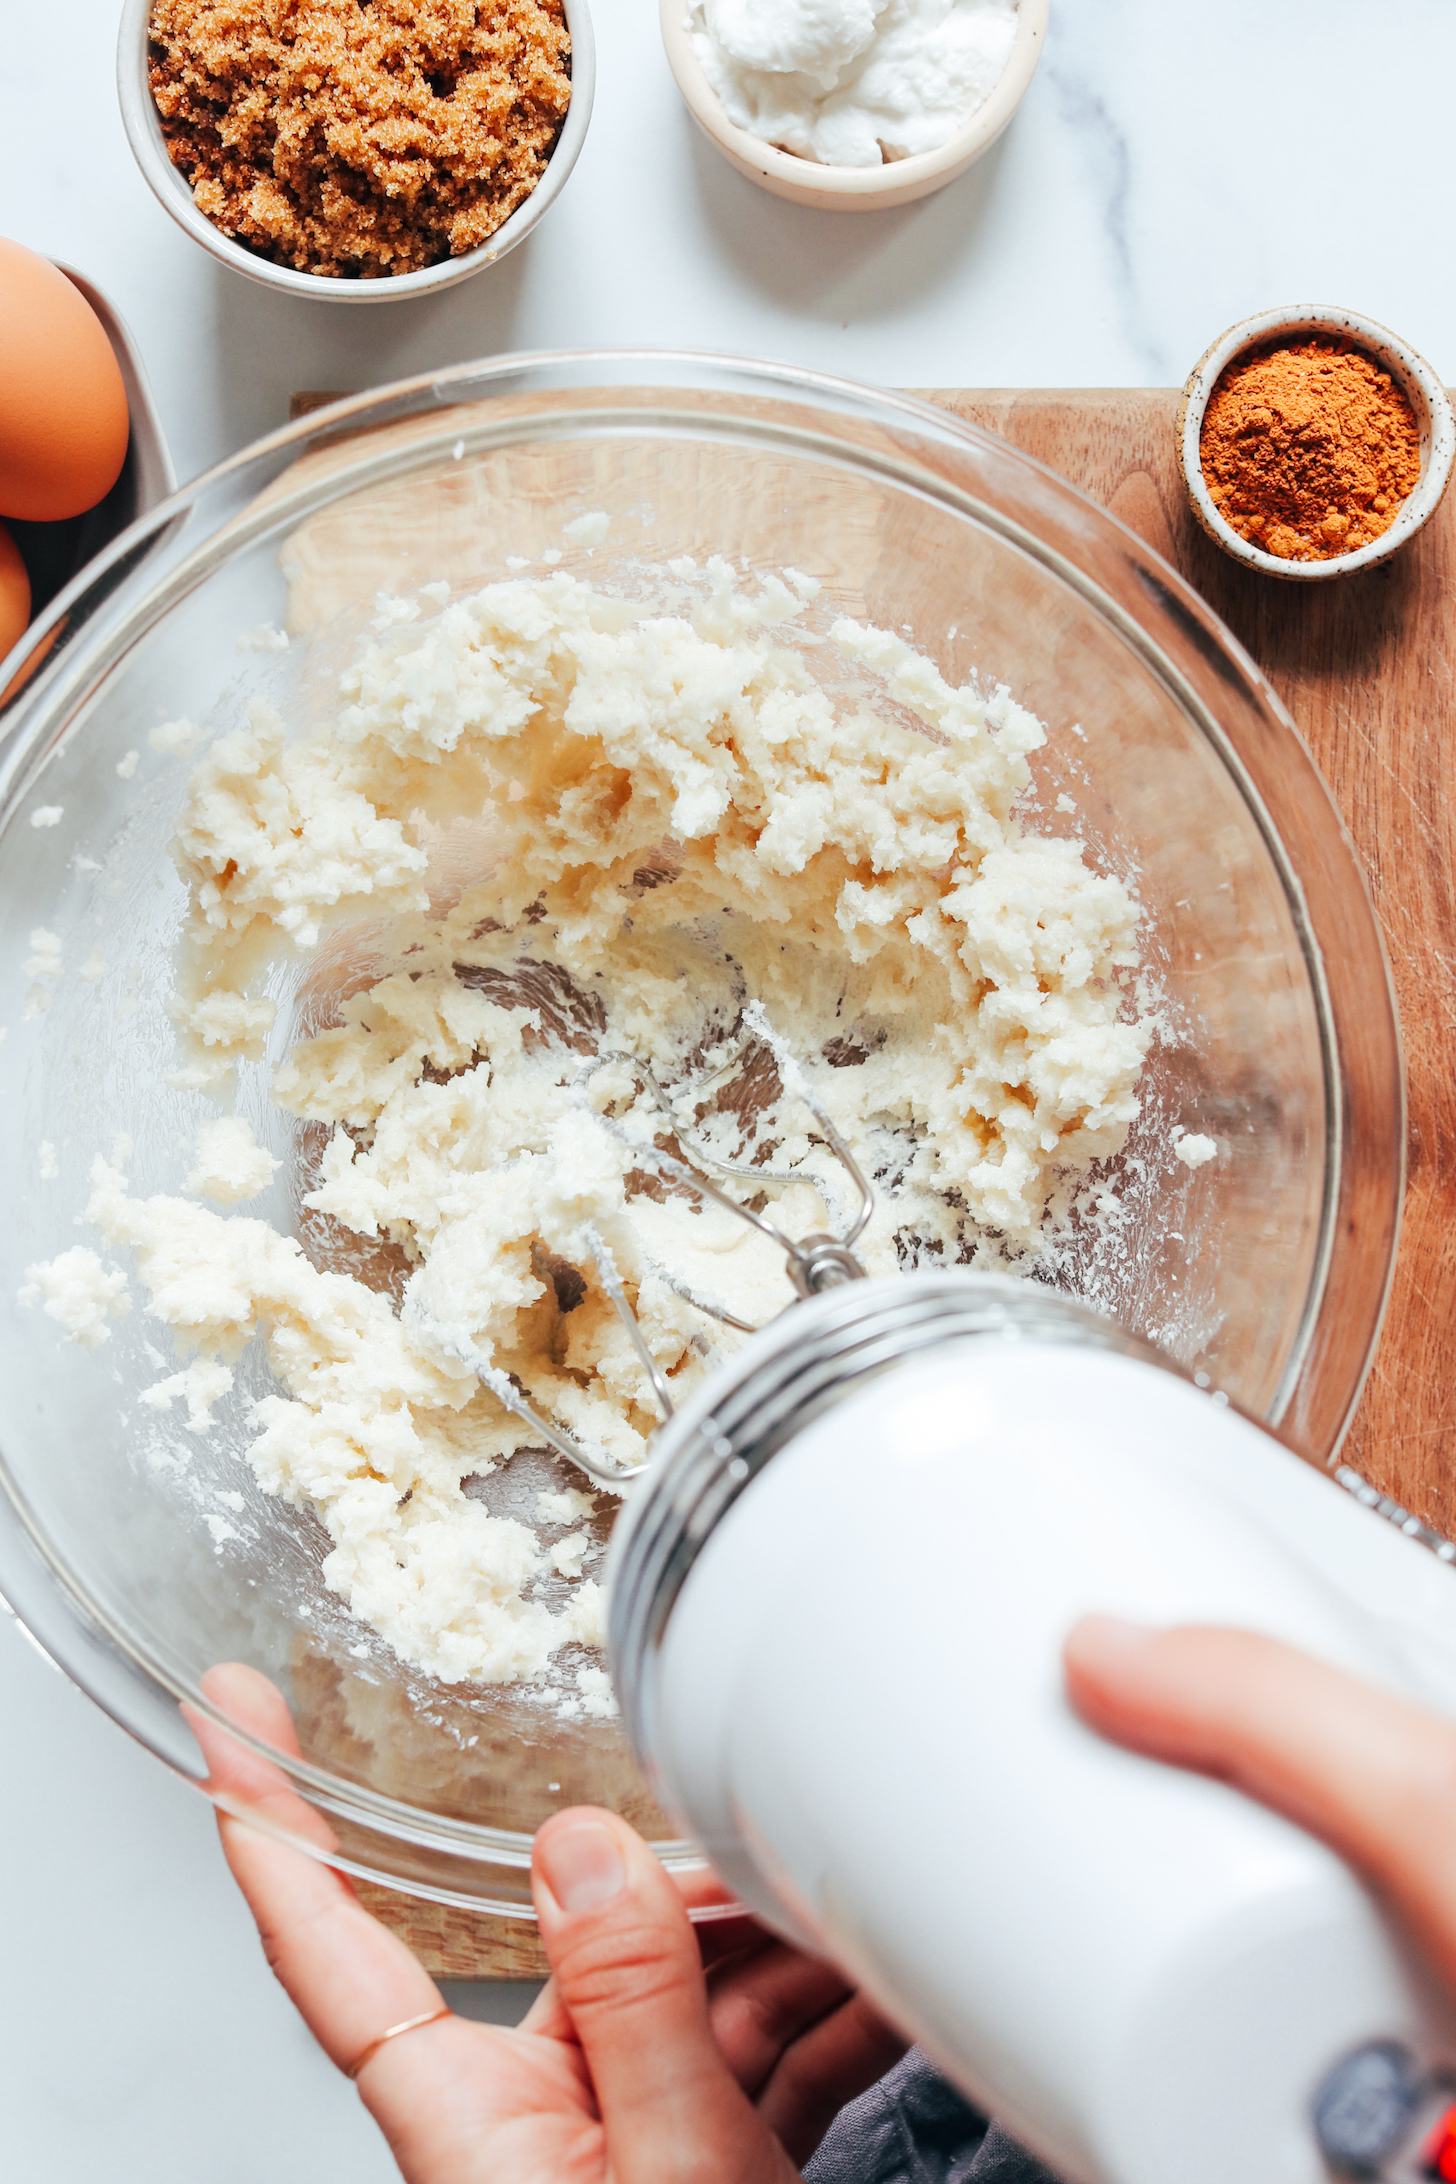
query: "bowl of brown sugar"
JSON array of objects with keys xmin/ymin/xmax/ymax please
[
  {"xmin": 1178, "ymin": 306, "xmax": 1455, "ymax": 581},
  {"xmin": 117, "ymin": 0, "xmax": 594, "ymax": 300}
]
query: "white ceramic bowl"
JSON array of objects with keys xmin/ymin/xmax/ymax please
[
  {"xmin": 117, "ymin": 0, "xmax": 595, "ymax": 302},
  {"xmin": 660, "ymin": 0, "xmax": 1047, "ymax": 211},
  {"xmin": 0, "ymin": 267, "xmax": 175, "ymax": 716},
  {"xmin": 1177, "ymin": 305, "xmax": 1456, "ymax": 582}
]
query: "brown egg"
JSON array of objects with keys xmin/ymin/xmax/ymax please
[
  {"xmin": 0, "ymin": 238, "xmax": 130, "ymax": 522},
  {"xmin": 0, "ymin": 518, "xmax": 30, "ymax": 656}
]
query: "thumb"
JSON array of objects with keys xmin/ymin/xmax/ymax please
[{"xmin": 533, "ymin": 1807, "xmax": 796, "ymax": 2184}]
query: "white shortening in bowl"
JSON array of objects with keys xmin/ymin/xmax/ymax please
[
  {"xmin": 609, "ymin": 1272, "xmax": 1456, "ymax": 2184},
  {"xmin": 661, "ymin": 0, "xmax": 1047, "ymax": 208},
  {"xmin": 687, "ymin": 0, "xmax": 1021, "ymax": 167}
]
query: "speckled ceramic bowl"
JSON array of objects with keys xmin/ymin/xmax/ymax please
[
  {"xmin": 117, "ymin": 0, "xmax": 595, "ymax": 302},
  {"xmin": 660, "ymin": 0, "xmax": 1047, "ymax": 211},
  {"xmin": 1177, "ymin": 305, "xmax": 1456, "ymax": 583}
]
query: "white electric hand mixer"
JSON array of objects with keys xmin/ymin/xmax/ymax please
[{"xmin": 462, "ymin": 1026, "xmax": 1456, "ymax": 2184}]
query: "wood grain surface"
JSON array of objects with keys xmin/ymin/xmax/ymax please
[
  {"xmin": 921, "ymin": 390, "xmax": 1456, "ymax": 1538},
  {"xmin": 365, "ymin": 386, "xmax": 1456, "ymax": 1978},
  {"xmin": 354, "ymin": 1879, "xmax": 547, "ymax": 1980}
]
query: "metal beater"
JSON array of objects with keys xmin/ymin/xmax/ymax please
[{"xmin": 458, "ymin": 1014, "xmax": 878, "ymax": 1490}]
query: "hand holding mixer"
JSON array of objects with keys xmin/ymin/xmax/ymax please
[{"xmin": 463, "ymin": 1028, "xmax": 1456, "ymax": 2184}]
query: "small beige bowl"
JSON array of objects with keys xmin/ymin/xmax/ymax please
[
  {"xmin": 1178, "ymin": 305, "xmax": 1456, "ymax": 582},
  {"xmin": 117, "ymin": 0, "xmax": 595, "ymax": 303},
  {"xmin": 660, "ymin": 0, "xmax": 1047, "ymax": 211}
]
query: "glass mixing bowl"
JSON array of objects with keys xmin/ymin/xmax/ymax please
[{"xmin": 0, "ymin": 353, "xmax": 1402, "ymax": 1912}]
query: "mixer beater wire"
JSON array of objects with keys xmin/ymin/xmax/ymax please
[
  {"xmin": 455, "ymin": 1014, "xmax": 874, "ymax": 1492},
  {"xmin": 638, "ymin": 1048, "xmax": 873, "ymax": 1309}
]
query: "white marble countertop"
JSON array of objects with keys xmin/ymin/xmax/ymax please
[{"xmin": 3, "ymin": 0, "xmax": 1454, "ymax": 2175}]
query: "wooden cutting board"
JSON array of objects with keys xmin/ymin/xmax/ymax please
[{"xmin": 363, "ymin": 385, "xmax": 1456, "ymax": 1979}]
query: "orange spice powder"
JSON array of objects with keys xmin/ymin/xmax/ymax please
[
  {"xmin": 1199, "ymin": 338, "xmax": 1422, "ymax": 562},
  {"xmin": 148, "ymin": 0, "xmax": 572, "ymax": 280}
]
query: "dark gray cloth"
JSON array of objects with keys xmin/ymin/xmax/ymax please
[{"xmin": 804, "ymin": 2050, "xmax": 1062, "ymax": 2184}]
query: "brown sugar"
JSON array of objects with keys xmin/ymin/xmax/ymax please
[
  {"xmin": 1199, "ymin": 337, "xmax": 1423, "ymax": 562},
  {"xmin": 147, "ymin": 0, "xmax": 572, "ymax": 280}
]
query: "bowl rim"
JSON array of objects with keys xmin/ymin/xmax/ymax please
[
  {"xmin": 659, "ymin": 0, "xmax": 1048, "ymax": 208},
  {"xmin": 53, "ymin": 264, "xmax": 177, "ymax": 512},
  {"xmin": 1177, "ymin": 305, "xmax": 1456, "ymax": 582},
  {"xmin": 115, "ymin": 0, "xmax": 596, "ymax": 303},
  {"xmin": 0, "ymin": 348, "xmax": 1406, "ymax": 1907}
]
